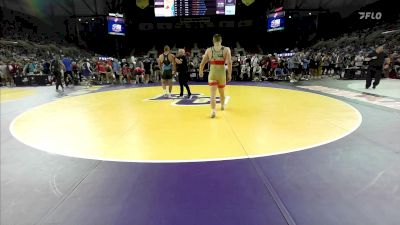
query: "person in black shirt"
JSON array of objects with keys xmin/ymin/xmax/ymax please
[
  {"xmin": 158, "ymin": 46, "xmax": 176, "ymax": 97},
  {"xmin": 142, "ymin": 56, "xmax": 151, "ymax": 84},
  {"xmin": 51, "ymin": 56, "xmax": 64, "ymax": 92},
  {"xmin": 365, "ymin": 46, "xmax": 387, "ymax": 89},
  {"xmin": 175, "ymin": 49, "xmax": 191, "ymax": 98},
  {"xmin": 232, "ymin": 57, "xmax": 241, "ymax": 81}
]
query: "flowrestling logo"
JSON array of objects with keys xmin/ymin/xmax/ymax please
[
  {"xmin": 147, "ymin": 93, "xmax": 231, "ymax": 106},
  {"xmin": 112, "ymin": 24, "xmax": 122, "ymax": 32},
  {"xmin": 271, "ymin": 18, "xmax": 281, "ymax": 28},
  {"xmin": 359, "ymin": 12, "xmax": 382, "ymax": 20}
]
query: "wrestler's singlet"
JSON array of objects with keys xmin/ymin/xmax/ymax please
[{"xmin": 209, "ymin": 46, "xmax": 226, "ymax": 88}]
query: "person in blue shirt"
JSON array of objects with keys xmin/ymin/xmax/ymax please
[
  {"xmin": 62, "ymin": 56, "xmax": 73, "ymax": 86},
  {"xmin": 28, "ymin": 62, "xmax": 36, "ymax": 74},
  {"xmin": 42, "ymin": 60, "xmax": 51, "ymax": 75},
  {"xmin": 112, "ymin": 59, "xmax": 121, "ymax": 84},
  {"xmin": 302, "ymin": 54, "xmax": 310, "ymax": 80},
  {"xmin": 289, "ymin": 52, "xmax": 303, "ymax": 83}
]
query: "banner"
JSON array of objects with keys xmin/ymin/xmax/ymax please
[
  {"xmin": 136, "ymin": 0, "xmax": 149, "ymax": 9},
  {"xmin": 242, "ymin": 0, "xmax": 255, "ymax": 6}
]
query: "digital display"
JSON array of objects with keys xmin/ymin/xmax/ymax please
[
  {"xmin": 107, "ymin": 16, "xmax": 126, "ymax": 36},
  {"xmin": 267, "ymin": 11, "xmax": 285, "ymax": 32},
  {"xmin": 154, "ymin": 0, "xmax": 236, "ymax": 17}
]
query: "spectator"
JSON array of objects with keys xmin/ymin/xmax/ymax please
[
  {"xmin": 112, "ymin": 59, "xmax": 121, "ymax": 84},
  {"xmin": 62, "ymin": 56, "xmax": 73, "ymax": 86}
]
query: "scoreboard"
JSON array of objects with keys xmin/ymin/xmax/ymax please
[{"xmin": 154, "ymin": 0, "xmax": 236, "ymax": 17}]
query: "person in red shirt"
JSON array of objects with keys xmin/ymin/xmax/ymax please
[
  {"xmin": 105, "ymin": 60, "xmax": 114, "ymax": 84},
  {"xmin": 96, "ymin": 61, "xmax": 106, "ymax": 84},
  {"xmin": 270, "ymin": 54, "xmax": 279, "ymax": 80},
  {"xmin": 134, "ymin": 67, "xmax": 144, "ymax": 84},
  {"xmin": 121, "ymin": 62, "xmax": 131, "ymax": 84}
]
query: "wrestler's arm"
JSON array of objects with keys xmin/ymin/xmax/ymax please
[
  {"xmin": 225, "ymin": 47, "xmax": 232, "ymax": 82},
  {"xmin": 199, "ymin": 48, "xmax": 211, "ymax": 77},
  {"xmin": 170, "ymin": 54, "xmax": 176, "ymax": 74}
]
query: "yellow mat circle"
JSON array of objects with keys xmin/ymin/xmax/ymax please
[{"xmin": 10, "ymin": 86, "xmax": 362, "ymax": 162}]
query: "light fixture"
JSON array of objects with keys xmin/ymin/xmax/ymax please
[
  {"xmin": 309, "ymin": 12, "xmax": 312, "ymax": 15},
  {"xmin": 78, "ymin": 18, "xmax": 81, "ymax": 21},
  {"xmin": 289, "ymin": 15, "xmax": 292, "ymax": 18}
]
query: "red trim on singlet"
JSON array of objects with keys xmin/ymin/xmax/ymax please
[
  {"xmin": 210, "ymin": 60, "xmax": 225, "ymax": 65},
  {"xmin": 209, "ymin": 81, "xmax": 218, "ymax": 86}
]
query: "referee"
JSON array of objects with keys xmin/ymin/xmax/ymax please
[
  {"xmin": 365, "ymin": 46, "xmax": 387, "ymax": 89},
  {"xmin": 175, "ymin": 49, "xmax": 191, "ymax": 98}
]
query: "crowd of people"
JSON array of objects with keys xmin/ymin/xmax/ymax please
[
  {"xmin": 1, "ymin": 21, "xmax": 399, "ymax": 88},
  {"xmin": 1, "ymin": 48, "xmax": 399, "ymax": 89},
  {"xmin": 1, "ymin": 45, "xmax": 399, "ymax": 89}
]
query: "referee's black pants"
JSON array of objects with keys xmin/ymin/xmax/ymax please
[
  {"xmin": 178, "ymin": 73, "xmax": 191, "ymax": 96},
  {"xmin": 366, "ymin": 67, "xmax": 382, "ymax": 88}
]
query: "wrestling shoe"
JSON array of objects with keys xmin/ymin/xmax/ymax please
[{"xmin": 210, "ymin": 110, "xmax": 216, "ymax": 118}]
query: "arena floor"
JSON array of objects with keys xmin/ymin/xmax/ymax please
[{"xmin": 1, "ymin": 78, "xmax": 400, "ymax": 225}]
